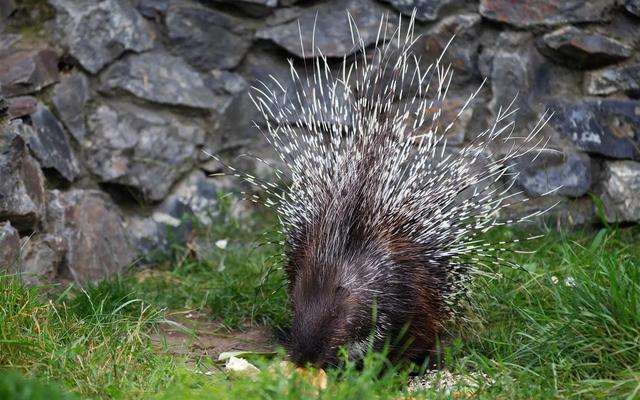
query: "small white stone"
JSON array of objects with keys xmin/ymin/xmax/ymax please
[{"xmin": 225, "ymin": 356, "xmax": 260, "ymax": 378}]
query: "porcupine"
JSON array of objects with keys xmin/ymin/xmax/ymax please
[{"xmin": 222, "ymin": 12, "xmax": 552, "ymax": 368}]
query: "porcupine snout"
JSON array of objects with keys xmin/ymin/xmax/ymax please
[
  {"xmin": 285, "ymin": 249, "xmax": 391, "ymax": 368},
  {"xmin": 285, "ymin": 237, "xmax": 415, "ymax": 367},
  {"xmin": 287, "ymin": 279, "xmax": 357, "ymax": 367}
]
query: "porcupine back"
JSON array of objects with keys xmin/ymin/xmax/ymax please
[{"xmin": 237, "ymin": 12, "xmax": 553, "ymax": 367}]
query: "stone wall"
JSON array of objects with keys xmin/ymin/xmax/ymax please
[{"xmin": 1, "ymin": 0, "xmax": 639, "ymax": 284}]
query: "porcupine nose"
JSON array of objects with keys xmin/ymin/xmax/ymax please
[
  {"xmin": 290, "ymin": 335, "xmax": 324, "ymax": 367},
  {"xmin": 290, "ymin": 351, "xmax": 316, "ymax": 367}
]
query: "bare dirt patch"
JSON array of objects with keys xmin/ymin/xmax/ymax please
[{"xmin": 151, "ymin": 310, "xmax": 275, "ymax": 366}]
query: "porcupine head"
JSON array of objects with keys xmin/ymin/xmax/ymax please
[{"xmin": 244, "ymin": 11, "xmax": 552, "ymax": 368}]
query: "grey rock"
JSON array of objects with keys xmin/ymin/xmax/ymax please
[
  {"xmin": 126, "ymin": 170, "xmax": 221, "ymax": 254},
  {"xmin": 591, "ymin": 12, "xmax": 640, "ymax": 52},
  {"xmin": 206, "ymin": 0, "xmax": 278, "ymax": 18},
  {"xmin": 405, "ymin": 96, "xmax": 474, "ymax": 146},
  {"xmin": 18, "ymin": 234, "xmax": 66, "ymax": 285},
  {"xmin": 100, "ymin": 52, "xmax": 218, "ymax": 110},
  {"xmin": 212, "ymin": 89, "xmax": 259, "ymax": 146},
  {"xmin": 586, "ymin": 63, "xmax": 640, "ymax": 97},
  {"xmin": 380, "ymin": 0, "xmax": 461, "ymax": 21},
  {"xmin": 0, "ymin": 97, "xmax": 6, "ymax": 122},
  {"xmin": 0, "ymin": 48, "xmax": 59, "ymax": 97},
  {"xmin": 437, "ymin": 98, "xmax": 474, "ymax": 146},
  {"xmin": 419, "ymin": 14, "xmax": 483, "ymax": 85},
  {"xmin": 52, "ymin": 73, "xmax": 90, "ymax": 142},
  {"xmin": 256, "ymin": 0, "xmax": 395, "ymax": 58},
  {"xmin": 0, "ymin": 127, "xmax": 45, "ymax": 232},
  {"xmin": 500, "ymin": 194, "xmax": 595, "ymax": 227},
  {"xmin": 0, "ymin": 221, "xmax": 20, "ymax": 272},
  {"xmin": 205, "ymin": 70, "xmax": 248, "ymax": 96},
  {"xmin": 204, "ymin": 70, "xmax": 249, "ymax": 115},
  {"xmin": 262, "ymin": 7, "xmax": 301, "ymax": 27},
  {"xmin": 160, "ymin": 170, "xmax": 220, "ymax": 226},
  {"xmin": 556, "ymin": 198, "xmax": 596, "ymax": 227},
  {"xmin": 27, "ymin": 104, "xmax": 80, "ymax": 181},
  {"xmin": 530, "ymin": 60, "xmax": 584, "ymax": 103},
  {"xmin": 166, "ymin": 2, "xmax": 252, "ymax": 70},
  {"xmin": 488, "ymin": 31, "xmax": 582, "ymax": 123},
  {"xmin": 548, "ymin": 98, "xmax": 640, "ymax": 159},
  {"xmin": 126, "ymin": 216, "xmax": 166, "ymax": 255},
  {"xmin": 477, "ymin": 39, "xmax": 496, "ymax": 79},
  {"xmin": 0, "ymin": 34, "xmax": 21, "ymax": 49},
  {"xmin": 213, "ymin": 0, "xmax": 277, "ymax": 7},
  {"xmin": 136, "ymin": 0, "xmax": 169, "ymax": 18},
  {"xmin": 0, "ymin": 0, "xmax": 15, "ymax": 19},
  {"xmin": 229, "ymin": 51, "xmax": 298, "ymax": 141},
  {"xmin": 206, "ymin": 131, "xmax": 286, "ymax": 185},
  {"xmin": 599, "ymin": 161, "xmax": 640, "ymax": 222},
  {"xmin": 239, "ymin": 48, "xmax": 298, "ymax": 116},
  {"xmin": 479, "ymin": 0, "xmax": 615, "ymax": 28},
  {"xmin": 49, "ymin": 0, "xmax": 154, "ymax": 74},
  {"xmin": 86, "ymin": 102, "xmax": 205, "ymax": 202},
  {"xmin": 46, "ymin": 189, "xmax": 136, "ymax": 284},
  {"xmin": 539, "ymin": 26, "xmax": 632, "ymax": 69},
  {"xmin": 234, "ymin": 49, "xmax": 310, "ymax": 136},
  {"xmin": 626, "ymin": 0, "xmax": 640, "ymax": 17},
  {"xmin": 489, "ymin": 32, "xmax": 542, "ymax": 121},
  {"xmin": 513, "ymin": 150, "xmax": 592, "ymax": 197},
  {"xmin": 239, "ymin": 46, "xmax": 355, "ymax": 129},
  {"xmin": 6, "ymin": 96, "xmax": 37, "ymax": 120}
]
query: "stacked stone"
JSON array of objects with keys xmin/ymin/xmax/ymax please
[{"xmin": 0, "ymin": 0, "xmax": 639, "ymax": 284}]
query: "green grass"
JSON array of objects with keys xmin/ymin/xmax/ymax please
[
  {"xmin": 1, "ymin": 204, "xmax": 639, "ymax": 399},
  {"xmin": 0, "ymin": 371, "xmax": 77, "ymax": 400},
  {"xmin": 151, "ymin": 349, "xmax": 411, "ymax": 400},
  {"xmin": 0, "ymin": 273, "xmax": 176, "ymax": 399},
  {"xmin": 454, "ymin": 227, "xmax": 640, "ymax": 399}
]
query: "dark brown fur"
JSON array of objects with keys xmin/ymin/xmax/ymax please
[{"xmin": 283, "ymin": 176, "xmax": 451, "ymax": 368}]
